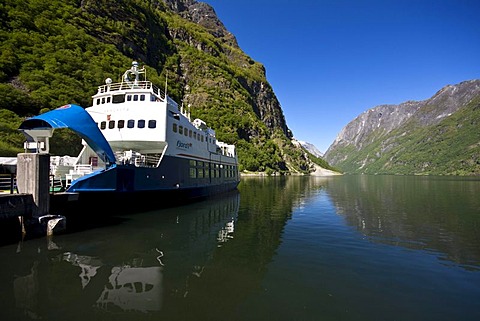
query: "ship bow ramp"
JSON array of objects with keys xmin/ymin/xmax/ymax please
[{"xmin": 18, "ymin": 104, "xmax": 116, "ymax": 165}]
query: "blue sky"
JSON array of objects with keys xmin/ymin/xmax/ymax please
[{"xmin": 203, "ymin": 0, "xmax": 480, "ymax": 153}]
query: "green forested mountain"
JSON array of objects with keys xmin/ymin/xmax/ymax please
[
  {"xmin": 324, "ymin": 80, "xmax": 480, "ymax": 175},
  {"xmin": 0, "ymin": 0, "xmax": 335, "ymax": 174}
]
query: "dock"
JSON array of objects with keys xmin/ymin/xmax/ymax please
[{"xmin": 0, "ymin": 155, "xmax": 68, "ymax": 244}]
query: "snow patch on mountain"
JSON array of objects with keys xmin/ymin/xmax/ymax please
[{"xmin": 293, "ymin": 139, "xmax": 323, "ymax": 158}]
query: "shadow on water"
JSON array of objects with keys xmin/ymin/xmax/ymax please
[
  {"xmin": 0, "ymin": 190, "xmax": 243, "ymax": 321},
  {"xmin": 0, "ymin": 189, "xmax": 234, "ymax": 246},
  {"xmin": 0, "ymin": 178, "xmax": 322, "ymax": 321}
]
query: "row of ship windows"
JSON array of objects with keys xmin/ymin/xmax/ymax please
[
  {"xmin": 96, "ymin": 94, "xmax": 158, "ymax": 105},
  {"xmin": 97, "ymin": 120, "xmax": 212, "ymax": 143},
  {"xmin": 189, "ymin": 168, "xmax": 237, "ymax": 178},
  {"xmin": 99, "ymin": 119, "xmax": 157, "ymax": 130},
  {"xmin": 189, "ymin": 161, "xmax": 237, "ymax": 179},
  {"xmin": 174, "ymin": 123, "xmax": 214, "ymax": 143}
]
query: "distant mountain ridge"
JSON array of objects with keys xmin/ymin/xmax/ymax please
[
  {"xmin": 296, "ymin": 140, "xmax": 323, "ymax": 158},
  {"xmin": 324, "ymin": 79, "xmax": 480, "ymax": 175}
]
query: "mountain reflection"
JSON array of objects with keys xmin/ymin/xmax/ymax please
[
  {"xmin": 323, "ymin": 175, "xmax": 480, "ymax": 268},
  {"xmin": 2, "ymin": 176, "xmax": 479, "ymax": 321}
]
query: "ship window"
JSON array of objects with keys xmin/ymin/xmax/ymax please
[
  {"xmin": 113, "ymin": 94, "xmax": 125, "ymax": 104},
  {"xmin": 102, "ymin": 97, "xmax": 105, "ymax": 104},
  {"xmin": 140, "ymin": 95, "xmax": 145, "ymax": 101},
  {"xmin": 150, "ymin": 95, "xmax": 156, "ymax": 102},
  {"xmin": 179, "ymin": 125, "xmax": 183, "ymax": 134},
  {"xmin": 138, "ymin": 119, "xmax": 145, "ymax": 128},
  {"xmin": 193, "ymin": 132, "xmax": 197, "ymax": 140},
  {"xmin": 148, "ymin": 120, "xmax": 156, "ymax": 128},
  {"xmin": 127, "ymin": 95, "xmax": 132, "ymax": 101},
  {"xmin": 107, "ymin": 97, "xmax": 111, "ymax": 103},
  {"xmin": 127, "ymin": 120, "xmax": 135, "ymax": 128},
  {"xmin": 184, "ymin": 128, "xmax": 188, "ymax": 136},
  {"xmin": 201, "ymin": 136, "xmax": 204, "ymax": 142},
  {"xmin": 100, "ymin": 121, "xmax": 106, "ymax": 130},
  {"xmin": 173, "ymin": 123, "xmax": 177, "ymax": 132},
  {"xmin": 133, "ymin": 95, "xmax": 139, "ymax": 101},
  {"xmin": 108, "ymin": 120, "xmax": 115, "ymax": 129},
  {"xmin": 189, "ymin": 130, "xmax": 192, "ymax": 138},
  {"xmin": 96, "ymin": 98, "xmax": 100, "ymax": 105},
  {"xmin": 118, "ymin": 120, "xmax": 125, "ymax": 129},
  {"xmin": 189, "ymin": 168, "xmax": 197, "ymax": 178},
  {"xmin": 189, "ymin": 160, "xmax": 196, "ymax": 166}
]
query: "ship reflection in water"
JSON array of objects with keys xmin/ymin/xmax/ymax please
[
  {"xmin": 4, "ymin": 191, "xmax": 239, "ymax": 319},
  {"xmin": 61, "ymin": 252, "xmax": 164, "ymax": 313},
  {"xmin": 96, "ymin": 265, "xmax": 162, "ymax": 312},
  {"xmin": 5, "ymin": 176, "xmax": 479, "ymax": 321}
]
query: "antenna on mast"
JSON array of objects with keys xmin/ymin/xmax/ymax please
[{"xmin": 164, "ymin": 71, "xmax": 168, "ymax": 99}]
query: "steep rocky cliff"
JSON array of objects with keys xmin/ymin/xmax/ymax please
[
  {"xmin": 163, "ymin": 0, "xmax": 238, "ymax": 46},
  {"xmin": 162, "ymin": 0, "xmax": 291, "ymax": 138},
  {"xmin": 324, "ymin": 80, "xmax": 480, "ymax": 175},
  {"xmin": 0, "ymin": 0, "xmax": 318, "ymax": 174}
]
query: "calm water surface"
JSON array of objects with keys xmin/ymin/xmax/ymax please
[{"xmin": 0, "ymin": 175, "xmax": 479, "ymax": 321}]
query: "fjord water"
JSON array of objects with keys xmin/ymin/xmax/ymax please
[{"xmin": 0, "ymin": 175, "xmax": 479, "ymax": 321}]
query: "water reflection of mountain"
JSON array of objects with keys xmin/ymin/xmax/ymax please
[
  {"xmin": 0, "ymin": 191, "xmax": 240, "ymax": 320},
  {"xmin": 2, "ymin": 176, "xmax": 326, "ymax": 321},
  {"xmin": 238, "ymin": 176, "xmax": 330, "ymax": 219},
  {"xmin": 324, "ymin": 175, "xmax": 480, "ymax": 268}
]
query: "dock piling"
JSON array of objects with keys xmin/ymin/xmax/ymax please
[
  {"xmin": 16, "ymin": 153, "xmax": 50, "ymax": 217},
  {"xmin": 15, "ymin": 153, "xmax": 66, "ymax": 238}
]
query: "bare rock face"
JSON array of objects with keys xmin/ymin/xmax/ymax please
[
  {"xmin": 327, "ymin": 101, "xmax": 422, "ymax": 155},
  {"xmin": 324, "ymin": 79, "xmax": 480, "ymax": 174},
  {"xmin": 163, "ymin": 0, "xmax": 238, "ymax": 47},
  {"xmin": 162, "ymin": 0, "xmax": 291, "ymax": 139}
]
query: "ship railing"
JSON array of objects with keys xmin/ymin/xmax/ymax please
[
  {"xmin": 217, "ymin": 142, "xmax": 236, "ymax": 157},
  {"xmin": 0, "ymin": 173, "xmax": 17, "ymax": 194},
  {"xmin": 97, "ymin": 81, "xmax": 165, "ymax": 97},
  {"xmin": 65, "ymin": 164, "xmax": 93, "ymax": 187},
  {"xmin": 115, "ymin": 151, "xmax": 161, "ymax": 168},
  {"xmin": 72, "ymin": 164, "xmax": 93, "ymax": 174},
  {"xmin": 134, "ymin": 153, "xmax": 162, "ymax": 168},
  {"xmin": 49, "ymin": 175, "xmax": 65, "ymax": 193},
  {"xmin": 116, "ymin": 150, "xmax": 139, "ymax": 166}
]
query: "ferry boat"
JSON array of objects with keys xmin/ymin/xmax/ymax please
[{"xmin": 19, "ymin": 61, "xmax": 240, "ymax": 207}]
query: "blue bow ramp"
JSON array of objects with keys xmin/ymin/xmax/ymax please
[{"xmin": 19, "ymin": 104, "xmax": 116, "ymax": 165}]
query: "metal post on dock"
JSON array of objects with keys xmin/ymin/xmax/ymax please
[
  {"xmin": 16, "ymin": 153, "xmax": 66, "ymax": 237},
  {"xmin": 16, "ymin": 153, "xmax": 50, "ymax": 217}
]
